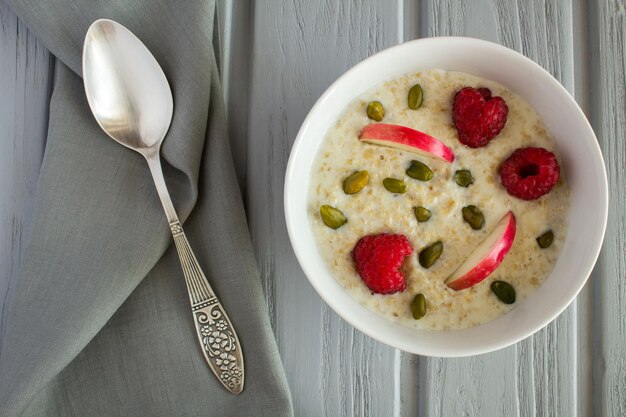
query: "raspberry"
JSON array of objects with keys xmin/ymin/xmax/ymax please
[
  {"xmin": 452, "ymin": 87, "xmax": 509, "ymax": 148},
  {"xmin": 352, "ymin": 234, "xmax": 413, "ymax": 294},
  {"xmin": 500, "ymin": 147, "xmax": 560, "ymax": 200},
  {"xmin": 477, "ymin": 87, "xmax": 492, "ymax": 99}
]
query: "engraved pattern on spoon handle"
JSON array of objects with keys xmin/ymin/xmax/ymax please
[{"xmin": 170, "ymin": 221, "xmax": 244, "ymax": 394}]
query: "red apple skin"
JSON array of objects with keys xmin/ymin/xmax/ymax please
[
  {"xmin": 359, "ymin": 123, "xmax": 455, "ymax": 163},
  {"xmin": 445, "ymin": 212, "xmax": 517, "ymax": 291}
]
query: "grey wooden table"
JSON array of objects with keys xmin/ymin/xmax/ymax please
[{"xmin": 1, "ymin": 1, "xmax": 624, "ymax": 416}]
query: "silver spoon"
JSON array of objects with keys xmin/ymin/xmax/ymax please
[{"xmin": 82, "ymin": 19, "xmax": 244, "ymax": 394}]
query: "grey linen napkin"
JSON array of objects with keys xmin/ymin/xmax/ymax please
[{"xmin": 0, "ymin": 1, "xmax": 293, "ymax": 416}]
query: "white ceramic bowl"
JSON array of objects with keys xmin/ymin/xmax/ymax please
[{"xmin": 284, "ymin": 37, "xmax": 608, "ymax": 356}]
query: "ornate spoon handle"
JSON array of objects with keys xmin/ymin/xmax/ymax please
[
  {"xmin": 145, "ymin": 155, "xmax": 244, "ymax": 394},
  {"xmin": 170, "ymin": 220, "xmax": 245, "ymax": 394}
]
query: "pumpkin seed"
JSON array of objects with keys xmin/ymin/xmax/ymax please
[
  {"xmin": 491, "ymin": 280, "xmax": 516, "ymax": 304},
  {"xmin": 366, "ymin": 101, "xmax": 385, "ymax": 121},
  {"xmin": 343, "ymin": 170, "xmax": 370, "ymax": 194},
  {"xmin": 383, "ymin": 178, "xmax": 407, "ymax": 194},
  {"xmin": 462, "ymin": 205, "xmax": 485, "ymax": 230},
  {"xmin": 419, "ymin": 241, "xmax": 443, "ymax": 268},
  {"xmin": 408, "ymin": 84, "xmax": 424, "ymax": 110},
  {"xmin": 406, "ymin": 160, "xmax": 433, "ymax": 181},
  {"xmin": 411, "ymin": 293, "xmax": 427, "ymax": 319},
  {"xmin": 319, "ymin": 205, "xmax": 347, "ymax": 229}
]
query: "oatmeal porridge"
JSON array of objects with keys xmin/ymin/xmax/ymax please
[{"xmin": 308, "ymin": 69, "xmax": 570, "ymax": 330}]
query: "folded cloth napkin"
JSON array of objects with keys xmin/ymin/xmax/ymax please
[{"xmin": 0, "ymin": 1, "xmax": 293, "ymax": 416}]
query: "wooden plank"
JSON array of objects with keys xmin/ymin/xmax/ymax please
[
  {"xmin": 0, "ymin": 1, "xmax": 54, "ymax": 333},
  {"xmin": 571, "ymin": 2, "xmax": 593, "ymax": 416},
  {"xmin": 244, "ymin": 1, "xmax": 419, "ymax": 415},
  {"xmin": 589, "ymin": 1, "xmax": 626, "ymax": 416},
  {"xmin": 421, "ymin": 1, "xmax": 582, "ymax": 416},
  {"xmin": 216, "ymin": 0, "xmax": 251, "ymax": 192}
]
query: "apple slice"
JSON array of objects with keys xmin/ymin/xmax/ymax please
[
  {"xmin": 359, "ymin": 123, "xmax": 455, "ymax": 163},
  {"xmin": 445, "ymin": 211, "xmax": 516, "ymax": 291}
]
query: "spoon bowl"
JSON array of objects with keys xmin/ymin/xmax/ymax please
[{"xmin": 83, "ymin": 19, "xmax": 173, "ymax": 151}]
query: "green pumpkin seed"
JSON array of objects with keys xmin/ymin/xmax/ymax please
[
  {"xmin": 419, "ymin": 241, "xmax": 443, "ymax": 269},
  {"xmin": 383, "ymin": 178, "xmax": 407, "ymax": 194},
  {"xmin": 462, "ymin": 205, "xmax": 485, "ymax": 230},
  {"xmin": 411, "ymin": 293, "xmax": 427, "ymax": 319},
  {"xmin": 536, "ymin": 230, "xmax": 554, "ymax": 248},
  {"xmin": 454, "ymin": 169, "xmax": 474, "ymax": 187},
  {"xmin": 366, "ymin": 101, "xmax": 385, "ymax": 121},
  {"xmin": 414, "ymin": 206, "xmax": 432, "ymax": 222},
  {"xmin": 491, "ymin": 281, "xmax": 516, "ymax": 304},
  {"xmin": 343, "ymin": 170, "xmax": 370, "ymax": 194},
  {"xmin": 406, "ymin": 160, "xmax": 433, "ymax": 181},
  {"xmin": 408, "ymin": 84, "xmax": 424, "ymax": 110},
  {"xmin": 320, "ymin": 205, "xmax": 347, "ymax": 229}
]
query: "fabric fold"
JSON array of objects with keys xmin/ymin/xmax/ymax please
[{"xmin": 0, "ymin": 1, "xmax": 293, "ymax": 416}]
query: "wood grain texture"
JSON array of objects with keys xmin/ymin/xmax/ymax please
[
  {"xmin": 216, "ymin": 0, "xmax": 251, "ymax": 193},
  {"xmin": 0, "ymin": 1, "xmax": 54, "ymax": 335},
  {"xmin": 244, "ymin": 1, "xmax": 419, "ymax": 415},
  {"xmin": 571, "ymin": 2, "xmax": 593, "ymax": 415},
  {"xmin": 589, "ymin": 1, "xmax": 626, "ymax": 416}
]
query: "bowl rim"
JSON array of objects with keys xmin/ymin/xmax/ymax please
[{"xmin": 284, "ymin": 36, "xmax": 608, "ymax": 356}]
